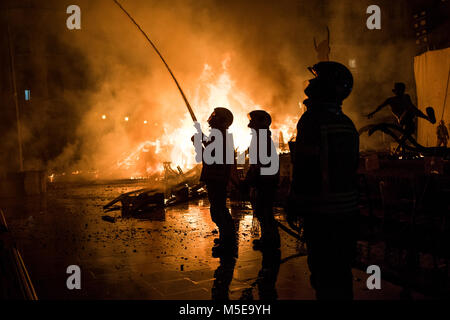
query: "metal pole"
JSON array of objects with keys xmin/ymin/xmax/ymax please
[{"xmin": 7, "ymin": 24, "xmax": 24, "ymax": 172}]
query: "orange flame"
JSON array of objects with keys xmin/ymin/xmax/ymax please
[{"xmin": 117, "ymin": 59, "xmax": 299, "ymax": 177}]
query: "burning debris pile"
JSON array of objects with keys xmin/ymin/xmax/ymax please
[
  {"xmin": 102, "ymin": 162, "xmax": 206, "ymax": 220},
  {"xmin": 47, "ymin": 58, "xmax": 298, "ymax": 183}
]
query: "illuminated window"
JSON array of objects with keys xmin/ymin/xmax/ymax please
[{"xmin": 25, "ymin": 89, "xmax": 31, "ymax": 101}]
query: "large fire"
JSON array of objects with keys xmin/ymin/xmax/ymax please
[
  {"xmin": 48, "ymin": 58, "xmax": 302, "ymax": 181},
  {"xmin": 115, "ymin": 58, "xmax": 301, "ymax": 179}
]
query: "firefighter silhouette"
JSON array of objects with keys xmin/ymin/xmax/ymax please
[
  {"xmin": 289, "ymin": 61, "xmax": 359, "ymax": 300},
  {"xmin": 192, "ymin": 107, "xmax": 238, "ymax": 257}
]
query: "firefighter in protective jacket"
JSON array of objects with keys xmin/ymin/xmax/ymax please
[
  {"xmin": 290, "ymin": 61, "xmax": 359, "ymax": 300},
  {"xmin": 192, "ymin": 107, "xmax": 237, "ymax": 256},
  {"xmin": 245, "ymin": 110, "xmax": 280, "ymax": 250}
]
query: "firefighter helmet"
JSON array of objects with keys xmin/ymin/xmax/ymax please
[
  {"xmin": 248, "ymin": 110, "xmax": 272, "ymax": 129},
  {"xmin": 306, "ymin": 61, "xmax": 353, "ymax": 101},
  {"xmin": 208, "ymin": 107, "xmax": 234, "ymax": 129}
]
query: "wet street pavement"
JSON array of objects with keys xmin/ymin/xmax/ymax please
[{"xmin": 0, "ymin": 181, "xmax": 424, "ymax": 300}]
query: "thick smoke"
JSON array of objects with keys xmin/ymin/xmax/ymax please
[{"xmin": 43, "ymin": 0, "xmax": 417, "ymax": 178}]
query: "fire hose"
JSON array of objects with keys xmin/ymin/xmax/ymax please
[{"xmin": 113, "ymin": 0, "xmax": 197, "ymax": 123}]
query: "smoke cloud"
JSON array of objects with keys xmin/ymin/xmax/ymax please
[{"xmin": 10, "ymin": 0, "xmax": 418, "ymax": 177}]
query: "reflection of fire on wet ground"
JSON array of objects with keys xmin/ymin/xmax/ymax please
[{"xmin": 3, "ymin": 179, "xmax": 425, "ymax": 299}]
